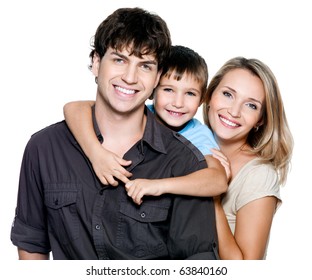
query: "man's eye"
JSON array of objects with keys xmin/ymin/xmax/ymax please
[
  {"xmin": 114, "ymin": 58, "xmax": 124, "ymax": 64},
  {"xmin": 142, "ymin": 64, "xmax": 152, "ymax": 71}
]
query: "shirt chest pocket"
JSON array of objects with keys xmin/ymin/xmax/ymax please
[
  {"xmin": 44, "ymin": 183, "xmax": 80, "ymax": 243},
  {"xmin": 116, "ymin": 198, "xmax": 171, "ymax": 258},
  {"xmin": 119, "ymin": 200, "xmax": 170, "ymax": 222}
]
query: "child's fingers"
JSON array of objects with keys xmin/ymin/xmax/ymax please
[
  {"xmin": 210, "ymin": 148, "xmax": 227, "ymax": 160},
  {"xmin": 116, "ymin": 158, "xmax": 132, "ymax": 167}
]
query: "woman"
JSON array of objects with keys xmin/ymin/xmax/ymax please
[
  {"xmin": 203, "ymin": 57, "xmax": 293, "ymax": 259},
  {"xmin": 64, "ymin": 56, "xmax": 293, "ymax": 259}
]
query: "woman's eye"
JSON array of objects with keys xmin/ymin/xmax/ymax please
[
  {"xmin": 223, "ymin": 91, "xmax": 232, "ymax": 98},
  {"xmin": 246, "ymin": 103, "xmax": 257, "ymax": 110}
]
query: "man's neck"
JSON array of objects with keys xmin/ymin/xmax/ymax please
[{"xmin": 95, "ymin": 103, "xmax": 147, "ymax": 157}]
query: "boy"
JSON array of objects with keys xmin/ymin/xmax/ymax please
[{"xmin": 64, "ymin": 45, "xmax": 229, "ymax": 205}]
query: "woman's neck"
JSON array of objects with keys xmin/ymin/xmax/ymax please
[{"xmin": 218, "ymin": 140, "xmax": 256, "ymax": 179}]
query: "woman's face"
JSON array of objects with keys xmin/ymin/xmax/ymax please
[{"xmin": 208, "ymin": 68, "xmax": 265, "ymax": 146}]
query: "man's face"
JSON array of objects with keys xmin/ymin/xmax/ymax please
[{"xmin": 92, "ymin": 47, "xmax": 161, "ymax": 115}]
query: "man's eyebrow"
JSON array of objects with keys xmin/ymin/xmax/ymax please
[
  {"xmin": 110, "ymin": 51, "xmax": 128, "ymax": 60},
  {"xmin": 111, "ymin": 51, "xmax": 157, "ymax": 65}
]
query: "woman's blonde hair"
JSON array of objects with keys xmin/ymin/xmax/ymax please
[{"xmin": 203, "ymin": 57, "xmax": 293, "ymax": 185}]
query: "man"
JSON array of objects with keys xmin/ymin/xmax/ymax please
[{"xmin": 11, "ymin": 7, "xmax": 219, "ymax": 260}]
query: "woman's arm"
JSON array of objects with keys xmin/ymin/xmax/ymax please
[
  {"xmin": 63, "ymin": 100, "xmax": 132, "ymax": 185},
  {"xmin": 215, "ymin": 196, "xmax": 277, "ymax": 259}
]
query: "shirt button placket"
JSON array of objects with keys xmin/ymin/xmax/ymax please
[{"xmin": 92, "ymin": 190, "xmax": 108, "ymax": 259}]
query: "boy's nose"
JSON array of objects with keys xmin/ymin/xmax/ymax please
[{"xmin": 172, "ymin": 94, "xmax": 184, "ymax": 108}]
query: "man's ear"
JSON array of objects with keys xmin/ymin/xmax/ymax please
[
  {"xmin": 91, "ymin": 52, "xmax": 100, "ymax": 77},
  {"xmin": 153, "ymin": 70, "xmax": 162, "ymax": 89},
  {"xmin": 148, "ymin": 89, "xmax": 155, "ymax": 100}
]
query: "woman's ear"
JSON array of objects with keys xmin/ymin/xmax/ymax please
[{"xmin": 254, "ymin": 119, "xmax": 264, "ymax": 131}]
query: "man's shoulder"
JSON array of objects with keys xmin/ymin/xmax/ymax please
[
  {"xmin": 27, "ymin": 120, "xmax": 70, "ymax": 147},
  {"xmin": 145, "ymin": 110, "xmax": 206, "ymax": 165},
  {"xmin": 31, "ymin": 120, "xmax": 67, "ymax": 137},
  {"xmin": 172, "ymin": 131, "xmax": 206, "ymax": 162}
]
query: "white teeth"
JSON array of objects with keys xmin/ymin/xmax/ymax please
[
  {"xmin": 220, "ymin": 116, "xmax": 239, "ymax": 127},
  {"xmin": 169, "ymin": 111, "xmax": 183, "ymax": 116},
  {"xmin": 115, "ymin": 86, "xmax": 135, "ymax": 95}
]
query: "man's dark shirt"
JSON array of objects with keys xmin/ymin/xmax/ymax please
[{"xmin": 11, "ymin": 107, "xmax": 218, "ymax": 259}]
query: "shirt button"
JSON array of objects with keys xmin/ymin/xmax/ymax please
[
  {"xmin": 95, "ymin": 224, "xmax": 101, "ymax": 230},
  {"xmin": 140, "ymin": 212, "xmax": 146, "ymax": 218}
]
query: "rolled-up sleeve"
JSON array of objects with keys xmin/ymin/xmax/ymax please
[{"xmin": 11, "ymin": 140, "xmax": 51, "ymax": 254}]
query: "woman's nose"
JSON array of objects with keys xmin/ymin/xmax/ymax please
[{"xmin": 227, "ymin": 104, "xmax": 241, "ymax": 118}]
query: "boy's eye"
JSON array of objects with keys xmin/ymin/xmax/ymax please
[
  {"xmin": 163, "ymin": 87, "xmax": 173, "ymax": 92},
  {"xmin": 186, "ymin": 91, "xmax": 196, "ymax": 97}
]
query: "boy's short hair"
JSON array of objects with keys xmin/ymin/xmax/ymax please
[
  {"xmin": 162, "ymin": 45, "xmax": 208, "ymax": 101},
  {"xmin": 89, "ymin": 7, "xmax": 171, "ymax": 71}
]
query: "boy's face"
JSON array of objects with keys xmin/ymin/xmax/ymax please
[
  {"xmin": 92, "ymin": 47, "xmax": 161, "ymax": 115},
  {"xmin": 153, "ymin": 72, "xmax": 202, "ymax": 131}
]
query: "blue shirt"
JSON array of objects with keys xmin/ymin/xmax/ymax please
[{"xmin": 147, "ymin": 104, "xmax": 218, "ymax": 155}]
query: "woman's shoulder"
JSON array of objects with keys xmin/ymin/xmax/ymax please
[{"xmin": 229, "ymin": 158, "xmax": 281, "ymax": 211}]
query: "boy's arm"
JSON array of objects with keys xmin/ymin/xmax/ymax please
[
  {"xmin": 125, "ymin": 155, "xmax": 229, "ymax": 204},
  {"xmin": 63, "ymin": 100, "xmax": 132, "ymax": 185},
  {"xmin": 64, "ymin": 101, "xmax": 228, "ymax": 197}
]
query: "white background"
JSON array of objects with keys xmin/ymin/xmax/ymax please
[{"xmin": 0, "ymin": 0, "xmax": 311, "ymax": 277}]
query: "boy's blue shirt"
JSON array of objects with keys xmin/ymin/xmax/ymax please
[{"xmin": 147, "ymin": 104, "xmax": 219, "ymax": 155}]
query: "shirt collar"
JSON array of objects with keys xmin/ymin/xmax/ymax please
[{"xmin": 91, "ymin": 105, "xmax": 167, "ymax": 154}]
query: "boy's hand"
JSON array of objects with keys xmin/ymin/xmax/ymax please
[
  {"xmin": 210, "ymin": 148, "xmax": 231, "ymax": 182},
  {"xmin": 90, "ymin": 146, "xmax": 132, "ymax": 186},
  {"xmin": 125, "ymin": 179, "xmax": 163, "ymax": 205}
]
